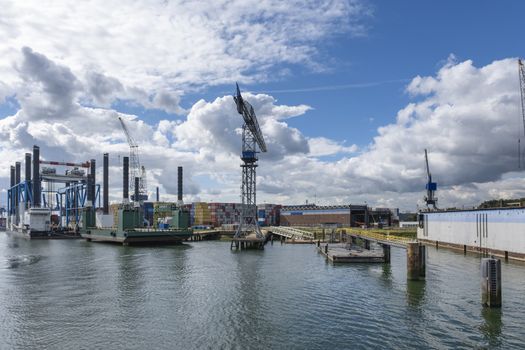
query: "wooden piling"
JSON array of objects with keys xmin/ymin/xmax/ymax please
[
  {"xmin": 407, "ymin": 242, "xmax": 426, "ymax": 280},
  {"xmin": 383, "ymin": 244, "xmax": 391, "ymax": 263}
]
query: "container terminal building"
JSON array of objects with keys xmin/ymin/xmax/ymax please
[
  {"xmin": 178, "ymin": 202, "xmax": 395, "ymax": 229},
  {"xmin": 280, "ymin": 205, "xmax": 394, "ymax": 228}
]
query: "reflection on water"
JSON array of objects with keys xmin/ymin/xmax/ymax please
[
  {"xmin": 406, "ymin": 279, "xmax": 426, "ymax": 309},
  {"xmin": 0, "ymin": 235, "xmax": 524, "ymax": 349},
  {"xmin": 481, "ymin": 307, "xmax": 503, "ymax": 348},
  {"xmin": 5, "ymin": 255, "xmax": 42, "ymax": 269}
]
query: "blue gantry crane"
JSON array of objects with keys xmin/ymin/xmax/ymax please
[{"xmin": 424, "ymin": 149, "xmax": 438, "ymax": 210}]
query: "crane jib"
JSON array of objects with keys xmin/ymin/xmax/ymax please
[{"xmin": 237, "ymin": 97, "xmax": 267, "ymax": 153}]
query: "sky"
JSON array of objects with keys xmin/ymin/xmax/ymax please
[{"xmin": 0, "ymin": 0, "xmax": 524, "ymax": 211}]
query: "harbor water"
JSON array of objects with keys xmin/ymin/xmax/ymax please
[{"xmin": 1, "ymin": 234, "xmax": 524, "ymax": 349}]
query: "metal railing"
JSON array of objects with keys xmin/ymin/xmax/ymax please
[{"xmin": 268, "ymin": 226, "xmax": 314, "ymax": 240}]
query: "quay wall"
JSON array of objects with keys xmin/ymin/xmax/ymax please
[{"xmin": 417, "ymin": 208, "xmax": 525, "ymax": 260}]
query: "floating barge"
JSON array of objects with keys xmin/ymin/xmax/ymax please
[
  {"xmin": 318, "ymin": 243, "xmax": 387, "ymax": 263},
  {"xmin": 80, "ymin": 155, "xmax": 192, "ymax": 246},
  {"xmin": 82, "ymin": 227, "xmax": 191, "ymax": 245},
  {"xmin": 81, "ymin": 203, "xmax": 192, "ymax": 245}
]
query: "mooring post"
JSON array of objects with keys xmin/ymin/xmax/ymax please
[
  {"xmin": 419, "ymin": 244, "xmax": 426, "ymax": 278},
  {"xmin": 407, "ymin": 242, "xmax": 426, "ymax": 280},
  {"xmin": 383, "ymin": 244, "xmax": 391, "ymax": 263},
  {"xmin": 317, "ymin": 239, "xmax": 320, "ymax": 247},
  {"xmin": 364, "ymin": 239, "xmax": 370, "ymax": 250},
  {"xmin": 481, "ymin": 258, "xmax": 502, "ymax": 308},
  {"xmin": 324, "ymin": 244, "xmax": 328, "ymax": 255}
]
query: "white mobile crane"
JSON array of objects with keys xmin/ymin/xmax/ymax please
[{"xmin": 118, "ymin": 117, "xmax": 148, "ymax": 201}]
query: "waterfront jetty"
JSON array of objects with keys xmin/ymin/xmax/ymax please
[{"xmin": 317, "ymin": 242, "xmax": 386, "ymax": 263}]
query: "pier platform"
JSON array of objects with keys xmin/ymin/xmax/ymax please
[
  {"xmin": 231, "ymin": 232, "xmax": 267, "ymax": 249},
  {"xmin": 318, "ymin": 243, "xmax": 387, "ymax": 263}
]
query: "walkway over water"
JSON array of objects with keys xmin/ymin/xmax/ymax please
[{"xmin": 267, "ymin": 226, "xmax": 314, "ymax": 240}]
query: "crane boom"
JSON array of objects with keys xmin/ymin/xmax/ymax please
[
  {"xmin": 118, "ymin": 117, "xmax": 138, "ymax": 148},
  {"xmin": 118, "ymin": 116, "xmax": 147, "ymax": 201},
  {"xmin": 234, "ymin": 83, "xmax": 267, "ymax": 152}
]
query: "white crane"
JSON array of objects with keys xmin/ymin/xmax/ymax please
[{"xmin": 118, "ymin": 117, "xmax": 148, "ymax": 201}]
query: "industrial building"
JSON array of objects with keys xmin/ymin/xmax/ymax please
[
  {"xmin": 280, "ymin": 205, "xmax": 393, "ymax": 228},
  {"xmin": 182, "ymin": 202, "xmax": 281, "ymax": 229}
]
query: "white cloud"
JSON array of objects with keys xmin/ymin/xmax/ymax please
[
  {"xmin": 308, "ymin": 137, "xmax": 358, "ymax": 157},
  {"xmin": 0, "ymin": 0, "xmax": 368, "ymax": 113}
]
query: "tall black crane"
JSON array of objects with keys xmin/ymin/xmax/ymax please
[
  {"xmin": 424, "ymin": 149, "xmax": 438, "ymax": 210},
  {"xmin": 232, "ymin": 83, "xmax": 267, "ymax": 244}
]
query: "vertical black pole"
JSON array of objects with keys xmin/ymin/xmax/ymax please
[
  {"xmin": 15, "ymin": 162, "xmax": 20, "ymax": 220},
  {"xmin": 86, "ymin": 174, "xmax": 93, "ymax": 204},
  {"xmin": 25, "ymin": 154, "xmax": 31, "ymax": 181},
  {"xmin": 25, "ymin": 153, "xmax": 31, "ymax": 208},
  {"xmin": 10, "ymin": 165, "xmax": 15, "ymax": 188},
  {"xmin": 33, "ymin": 146, "xmax": 40, "ymax": 207},
  {"xmin": 134, "ymin": 177, "xmax": 139, "ymax": 204},
  {"xmin": 178, "ymin": 166, "xmax": 183, "ymax": 202},
  {"xmin": 10, "ymin": 165, "xmax": 15, "ymax": 215},
  {"xmin": 156, "ymin": 186, "xmax": 159, "ymax": 202},
  {"xmin": 90, "ymin": 159, "xmax": 96, "ymax": 207},
  {"xmin": 103, "ymin": 153, "xmax": 109, "ymax": 214},
  {"xmin": 123, "ymin": 156, "xmax": 129, "ymax": 201}
]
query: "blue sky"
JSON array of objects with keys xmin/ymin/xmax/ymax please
[
  {"xmin": 172, "ymin": 1, "xmax": 524, "ymax": 149},
  {"xmin": 1, "ymin": 0, "xmax": 525, "ymax": 209}
]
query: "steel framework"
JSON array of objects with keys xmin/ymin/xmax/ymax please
[
  {"xmin": 233, "ymin": 84, "xmax": 267, "ymax": 240},
  {"xmin": 424, "ymin": 149, "xmax": 437, "ymax": 210},
  {"xmin": 118, "ymin": 117, "xmax": 148, "ymax": 201}
]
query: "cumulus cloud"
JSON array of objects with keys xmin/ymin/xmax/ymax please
[
  {"xmin": 3, "ymin": 54, "xmax": 524, "ymax": 210},
  {"xmin": 0, "ymin": 48, "xmax": 322, "ymax": 205},
  {"xmin": 0, "ymin": 0, "xmax": 368, "ymax": 113},
  {"xmin": 16, "ymin": 47, "xmax": 81, "ymax": 120}
]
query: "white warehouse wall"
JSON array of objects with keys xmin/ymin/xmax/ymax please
[{"xmin": 417, "ymin": 208, "xmax": 525, "ymax": 255}]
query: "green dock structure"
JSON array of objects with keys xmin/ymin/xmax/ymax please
[
  {"xmin": 81, "ymin": 206, "xmax": 192, "ymax": 245},
  {"xmin": 80, "ymin": 155, "xmax": 192, "ymax": 245}
]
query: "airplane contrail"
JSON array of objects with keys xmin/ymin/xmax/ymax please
[{"xmin": 252, "ymin": 78, "xmax": 410, "ymax": 94}]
